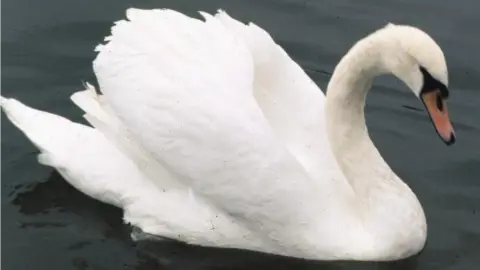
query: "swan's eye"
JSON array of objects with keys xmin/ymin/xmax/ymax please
[{"xmin": 436, "ymin": 93, "xmax": 444, "ymax": 112}]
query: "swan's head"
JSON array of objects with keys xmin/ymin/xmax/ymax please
[{"xmin": 377, "ymin": 24, "xmax": 455, "ymax": 145}]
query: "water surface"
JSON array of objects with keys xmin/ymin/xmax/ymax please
[{"xmin": 2, "ymin": 0, "xmax": 480, "ymax": 269}]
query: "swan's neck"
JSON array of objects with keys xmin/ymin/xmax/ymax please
[
  {"xmin": 325, "ymin": 37, "xmax": 390, "ymax": 194},
  {"xmin": 325, "ymin": 34, "xmax": 426, "ymax": 258}
]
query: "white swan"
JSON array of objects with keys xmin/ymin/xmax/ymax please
[{"xmin": 1, "ymin": 9, "xmax": 455, "ymax": 261}]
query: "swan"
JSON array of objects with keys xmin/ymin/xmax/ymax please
[{"xmin": 0, "ymin": 9, "xmax": 455, "ymax": 261}]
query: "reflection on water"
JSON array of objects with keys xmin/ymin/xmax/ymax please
[
  {"xmin": 8, "ymin": 171, "xmax": 170, "ymax": 269},
  {"xmin": 12, "ymin": 171, "xmax": 123, "ymax": 233}
]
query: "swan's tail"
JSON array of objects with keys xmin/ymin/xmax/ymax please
[
  {"xmin": 0, "ymin": 96, "xmax": 88, "ymax": 162},
  {"xmin": 0, "ymin": 95, "xmax": 151, "ymax": 207}
]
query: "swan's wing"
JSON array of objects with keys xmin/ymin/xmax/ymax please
[
  {"xmin": 214, "ymin": 11, "xmax": 346, "ymax": 185},
  {"xmin": 70, "ymin": 83, "xmax": 183, "ymax": 190},
  {"xmin": 1, "ymin": 96, "xmax": 266, "ymax": 249},
  {"xmin": 93, "ymin": 9, "xmax": 327, "ymax": 245}
]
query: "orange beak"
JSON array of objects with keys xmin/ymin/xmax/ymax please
[{"xmin": 421, "ymin": 90, "xmax": 456, "ymax": 145}]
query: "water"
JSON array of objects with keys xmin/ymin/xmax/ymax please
[{"xmin": 2, "ymin": 0, "xmax": 479, "ymax": 269}]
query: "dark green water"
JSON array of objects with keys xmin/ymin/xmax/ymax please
[{"xmin": 2, "ymin": 0, "xmax": 479, "ymax": 269}]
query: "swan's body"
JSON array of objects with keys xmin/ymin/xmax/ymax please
[{"xmin": 1, "ymin": 9, "xmax": 454, "ymax": 261}]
